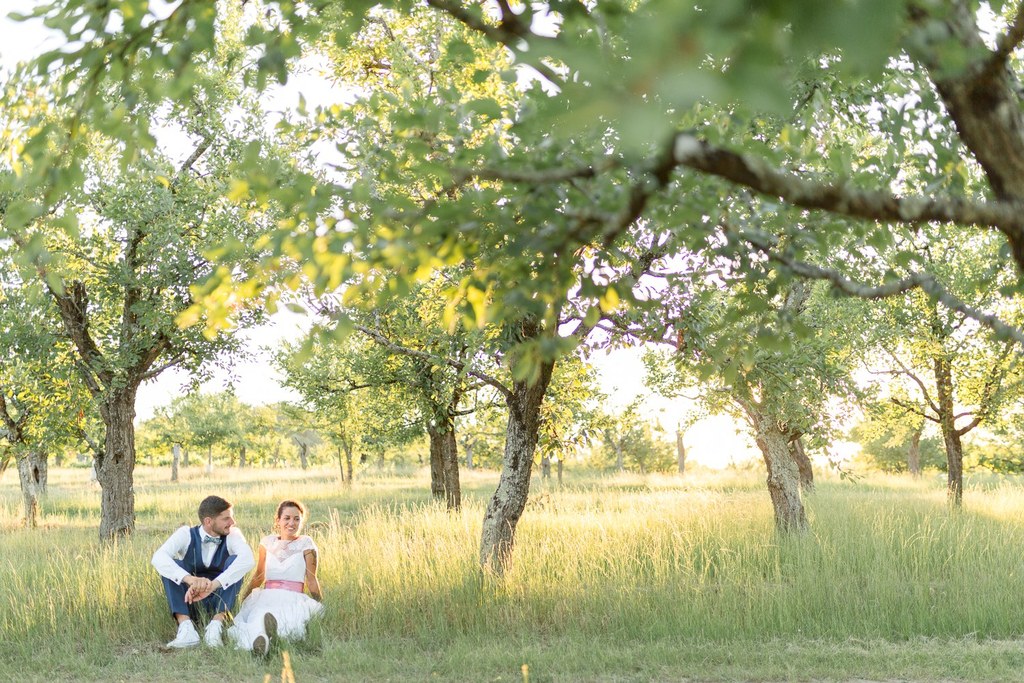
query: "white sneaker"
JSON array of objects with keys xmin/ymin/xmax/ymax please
[
  {"xmin": 166, "ymin": 620, "xmax": 200, "ymax": 649},
  {"xmin": 204, "ymin": 620, "xmax": 224, "ymax": 647}
]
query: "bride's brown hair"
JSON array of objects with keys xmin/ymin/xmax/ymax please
[{"xmin": 276, "ymin": 500, "xmax": 307, "ymax": 519}]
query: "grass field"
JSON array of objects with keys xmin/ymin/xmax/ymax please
[{"xmin": 3, "ymin": 464, "xmax": 1024, "ymax": 681}]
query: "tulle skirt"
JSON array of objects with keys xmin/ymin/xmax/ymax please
[{"xmin": 227, "ymin": 588, "xmax": 324, "ymax": 649}]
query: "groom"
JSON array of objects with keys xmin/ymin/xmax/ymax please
[{"xmin": 151, "ymin": 495, "xmax": 256, "ymax": 648}]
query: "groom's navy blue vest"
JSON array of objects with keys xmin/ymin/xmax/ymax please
[{"xmin": 182, "ymin": 525, "xmax": 232, "ymax": 579}]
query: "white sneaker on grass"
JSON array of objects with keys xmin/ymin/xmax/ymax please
[
  {"xmin": 166, "ymin": 620, "xmax": 200, "ymax": 649},
  {"xmin": 204, "ymin": 619, "xmax": 224, "ymax": 647}
]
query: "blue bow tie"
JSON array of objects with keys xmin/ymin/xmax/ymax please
[{"xmin": 202, "ymin": 535, "xmax": 223, "ymax": 545}]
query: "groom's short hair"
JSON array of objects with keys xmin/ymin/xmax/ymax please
[{"xmin": 198, "ymin": 495, "xmax": 232, "ymax": 522}]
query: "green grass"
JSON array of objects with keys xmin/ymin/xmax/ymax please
[{"xmin": 3, "ymin": 465, "xmax": 1024, "ymax": 681}]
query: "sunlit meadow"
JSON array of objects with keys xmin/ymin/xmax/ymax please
[{"xmin": 4, "ymin": 465, "xmax": 1024, "ymax": 681}]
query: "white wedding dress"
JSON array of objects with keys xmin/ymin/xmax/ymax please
[{"xmin": 228, "ymin": 534, "xmax": 324, "ymax": 649}]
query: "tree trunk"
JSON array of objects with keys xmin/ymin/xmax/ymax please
[
  {"xmin": 183, "ymin": 448, "xmax": 190, "ymax": 467},
  {"xmin": 465, "ymin": 439, "xmax": 474, "ymax": 469},
  {"xmin": 336, "ymin": 445, "xmax": 346, "ymax": 482},
  {"xmin": 556, "ymin": 457, "xmax": 563, "ymax": 485},
  {"xmin": 345, "ymin": 443, "xmax": 354, "ymax": 484},
  {"xmin": 676, "ymin": 427, "xmax": 686, "ymax": 475},
  {"xmin": 440, "ymin": 424, "xmax": 461, "ymax": 510},
  {"xmin": 171, "ymin": 443, "xmax": 180, "ymax": 482},
  {"xmin": 17, "ymin": 451, "xmax": 47, "ymax": 528},
  {"xmin": 299, "ymin": 444, "xmax": 309, "ymax": 470},
  {"xmin": 934, "ymin": 355, "xmax": 963, "ymax": 505},
  {"xmin": 239, "ymin": 444, "xmax": 246, "ymax": 468},
  {"xmin": 789, "ymin": 436, "xmax": 814, "ymax": 492},
  {"xmin": 479, "ymin": 358, "xmax": 555, "ymax": 575},
  {"xmin": 541, "ymin": 454, "xmax": 551, "ymax": 479},
  {"xmin": 908, "ymin": 423, "xmax": 923, "ymax": 477},
  {"xmin": 206, "ymin": 445, "xmax": 213, "ymax": 475},
  {"xmin": 742, "ymin": 400, "xmax": 808, "ymax": 533},
  {"xmin": 96, "ymin": 388, "xmax": 138, "ymax": 539},
  {"xmin": 428, "ymin": 426, "xmax": 445, "ymax": 500}
]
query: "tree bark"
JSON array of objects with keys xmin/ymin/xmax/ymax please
[
  {"xmin": 428, "ymin": 426, "xmax": 445, "ymax": 500},
  {"xmin": 344, "ymin": 443, "xmax": 354, "ymax": 484},
  {"xmin": 171, "ymin": 443, "xmax": 180, "ymax": 482},
  {"xmin": 440, "ymin": 424, "xmax": 461, "ymax": 510},
  {"xmin": 908, "ymin": 423, "xmax": 923, "ymax": 477},
  {"xmin": 464, "ymin": 438, "xmax": 474, "ymax": 469},
  {"xmin": 789, "ymin": 436, "xmax": 814, "ymax": 492},
  {"xmin": 540, "ymin": 454, "xmax": 551, "ymax": 479},
  {"xmin": 206, "ymin": 445, "xmax": 214, "ymax": 475},
  {"xmin": 239, "ymin": 444, "xmax": 246, "ymax": 468},
  {"xmin": 742, "ymin": 400, "xmax": 808, "ymax": 533},
  {"xmin": 479, "ymin": 358, "xmax": 555, "ymax": 575},
  {"xmin": 17, "ymin": 451, "xmax": 47, "ymax": 528},
  {"xmin": 556, "ymin": 457, "xmax": 563, "ymax": 485},
  {"xmin": 934, "ymin": 355, "xmax": 963, "ymax": 505},
  {"xmin": 299, "ymin": 443, "xmax": 309, "ymax": 470},
  {"xmin": 676, "ymin": 427, "xmax": 686, "ymax": 475},
  {"xmin": 183, "ymin": 448, "xmax": 190, "ymax": 467},
  {"xmin": 96, "ymin": 388, "xmax": 138, "ymax": 539},
  {"xmin": 428, "ymin": 422, "xmax": 462, "ymax": 510}
]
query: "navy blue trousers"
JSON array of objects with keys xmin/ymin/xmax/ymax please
[{"xmin": 162, "ymin": 557, "xmax": 242, "ymax": 621}]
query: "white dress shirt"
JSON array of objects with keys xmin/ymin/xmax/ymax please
[{"xmin": 151, "ymin": 525, "xmax": 256, "ymax": 589}]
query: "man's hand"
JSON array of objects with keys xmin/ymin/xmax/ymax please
[
  {"xmin": 183, "ymin": 576, "xmax": 213, "ymax": 603},
  {"xmin": 186, "ymin": 579, "xmax": 221, "ymax": 604}
]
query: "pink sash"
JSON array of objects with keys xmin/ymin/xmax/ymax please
[{"xmin": 265, "ymin": 579, "xmax": 304, "ymax": 592}]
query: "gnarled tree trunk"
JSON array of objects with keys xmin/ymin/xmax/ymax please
[
  {"xmin": 479, "ymin": 358, "xmax": 555, "ymax": 575},
  {"xmin": 428, "ymin": 421, "xmax": 462, "ymax": 510},
  {"xmin": 17, "ymin": 450, "xmax": 47, "ymax": 528},
  {"xmin": 97, "ymin": 388, "xmax": 138, "ymax": 539},
  {"xmin": 742, "ymin": 399, "xmax": 808, "ymax": 533},
  {"xmin": 789, "ymin": 436, "xmax": 814, "ymax": 492},
  {"xmin": 428, "ymin": 426, "xmax": 445, "ymax": 500},
  {"xmin": 934, "ymin": 356, "xmax": 963, "ymax": 505}
]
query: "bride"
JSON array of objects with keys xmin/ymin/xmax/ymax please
[{"xmin": 228, "ymin": 499, "xmax": 324, "ymax": 655}]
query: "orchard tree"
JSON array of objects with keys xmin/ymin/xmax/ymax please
[
  {"xmin": 0, "ymin": 54, "xmax": 303, "ymax": 538},
  {"xmin": 858, "ymin": 229, "xmax": 1024, "ymax": 503},
  {"xmin": 644, "ymin": 276, "xmax": 859, "ymax": 531},
  {"xmin": 0, "ymin": 270, "xmax": 92, "ymax": 527},
  {"xmin": 18, "ymin": 0, "xmax": 1024, "ymax": 557}
]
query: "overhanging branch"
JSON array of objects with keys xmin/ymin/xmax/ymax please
[
  {"xmin": 738, "ymin": 228, "xmax": 1024, "ymax": 347},
  {"xmin": 354, "ymin": 324, "xmax": 512, "ymax": 401}
]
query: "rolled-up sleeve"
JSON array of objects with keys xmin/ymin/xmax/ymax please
[
  {"xmin": 216, "ymin": 528, "xmax": 255, "ymax": 589},
  {"xmin": 152, "ymin": 525, "xmax": 191, "ymax": 585}
]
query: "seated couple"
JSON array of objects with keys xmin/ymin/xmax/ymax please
[{"xmin": 151, "ymin": 496, "xmax": 324, "ymax": 656}]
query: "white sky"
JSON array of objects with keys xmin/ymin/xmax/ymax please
[{"xmin": 0, "ymin": 6, "xmax": 760, "ymax": 468}]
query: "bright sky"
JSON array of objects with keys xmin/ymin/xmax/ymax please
[{"xmin": 0, "ymin": 6, "xmax": 761, "ymax": 468}]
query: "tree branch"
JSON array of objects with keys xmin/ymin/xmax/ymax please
[
  {"xmin": 882, "ymin": 346, "xmax": 942, "ymax": 417},
  {"xmin": 672, "ymin": 133, "xmax": 1024, "ymax": 252},
  {"xmin": 738, "ymin": 227, "xmax": 1024, "ymax": 347},
  {"xmin": 424, "ymin": 0, "xmax": 562, "ymax": 84},
  {"xmin": 892, "ymin": 397, "xmax": 940, "ymax": 423},
  {"xmin": 354, "ymin": 324, "xmax": 512, "ymax": 400},
  {"xmin": 986, "ymin": 3, "xmax": 1024, "ymax": 74}
]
